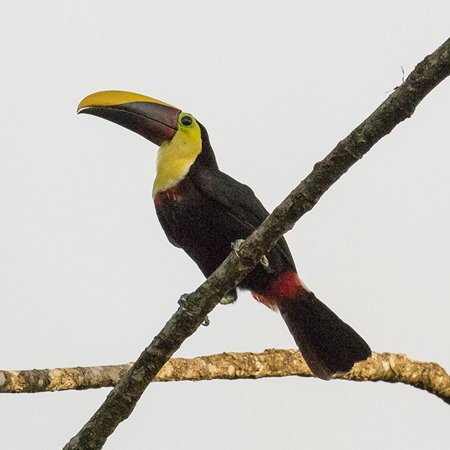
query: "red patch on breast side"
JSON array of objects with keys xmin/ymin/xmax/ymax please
[
  {"xmin": 153, "ymin": 184, "xmax": 183, "ymax": 208},
  {"xmin": 252, "ymin": 272, "xmax": 305, "ymax": 310}
]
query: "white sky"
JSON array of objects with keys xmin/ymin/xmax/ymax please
[{"xmin": 1, "ymin": 1, "xmax": 450, "ymax": 449}]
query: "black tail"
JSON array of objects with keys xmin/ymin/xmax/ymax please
[{"xmin": 279, "ymin": 291, "xmax": 371, "ymax": 380}]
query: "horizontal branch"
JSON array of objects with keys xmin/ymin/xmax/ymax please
[
  {"xmin": 2, "ymin": 351, "xmax": 449, "ymax": 404},
  {"xmin": 63, "ymin": 38, "xmax": 450, "ymax": 449}
]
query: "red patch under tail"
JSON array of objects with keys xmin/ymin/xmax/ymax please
[{"xmin": 252, "ymin": 271, "xmax": 307, "ymax": 310}]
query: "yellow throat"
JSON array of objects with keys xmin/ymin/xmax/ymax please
[{"xmin": 152, "ymin": 113, "xmax": 202, "ymax": 196}]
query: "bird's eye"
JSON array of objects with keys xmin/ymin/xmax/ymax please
[{"xmin": 181, "ymin": 115, "xmax": 193, "ymax": 126}]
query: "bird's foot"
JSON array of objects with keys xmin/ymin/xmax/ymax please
[
  {"xmin": 220, "ymin": 289, "xmax": 237, "ymax": 305},
  {"xmin": 231, "ymin": 239, "xmax": 270, "ymax": 269},
  {"xmin": 178, "ymin": 294, "xmax": 210, "ymax": 326},
  {"xmin": 231, "ymin": 239, "xmax": 245, "ymax": 254}
]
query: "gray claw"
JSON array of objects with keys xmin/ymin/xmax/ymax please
[
  {"xmin": 260, "ymin": 255, "xmax": 269, "ymax": 268},
  {"xmin": 177, "ymin": 293, "xmax": 189, "ymax": 309}
]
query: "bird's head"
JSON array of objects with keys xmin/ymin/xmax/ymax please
[
  {"xmin": 77, "ymin": 90, "xmax": 202, "ymax": 147},
  {"xmin": 78, "ymin": 90, "xmax": 210, "ymax": 195}
]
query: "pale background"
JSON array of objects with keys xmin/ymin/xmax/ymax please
[{"xmin": 1, "ymin": 1, "xmax": 450, "ymax": 449}]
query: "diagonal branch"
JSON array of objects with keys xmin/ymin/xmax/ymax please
[
  {"xmin": 3, "ymin": 351, "xmax": 450, "ymax": 404},
  {"xmin": 63, "ymin": 38, "xmax": 450, "ymax": 450}
]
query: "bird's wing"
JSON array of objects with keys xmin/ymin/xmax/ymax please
[{"xmin": 190, "ymin": 168, "xmax": 295, "ymax": 267}]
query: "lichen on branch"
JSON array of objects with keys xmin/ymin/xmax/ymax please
[{"xmin": 2, "ymin": 351, "xmax": 449, "ymax": 405}]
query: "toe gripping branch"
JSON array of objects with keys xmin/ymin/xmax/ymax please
[
  {"xmin": 232, "ymin": 239, "xmax": 270, "ymax": 269},
  {"xmin": 176, "ymin": 240, "xmax": 270, "ymax": 328},
  {"xmin": 178, "ymin": 293, "xmax": 210, "ymax": 327}
]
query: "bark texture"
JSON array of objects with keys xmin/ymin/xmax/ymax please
[{"xmin": 2, "ymin": 351, "xmax": 449, "ymax": 404}]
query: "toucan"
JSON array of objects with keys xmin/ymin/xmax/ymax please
[{"xmin": 77, "ymin": 91, "xmax": 371, "ymax": 380}]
